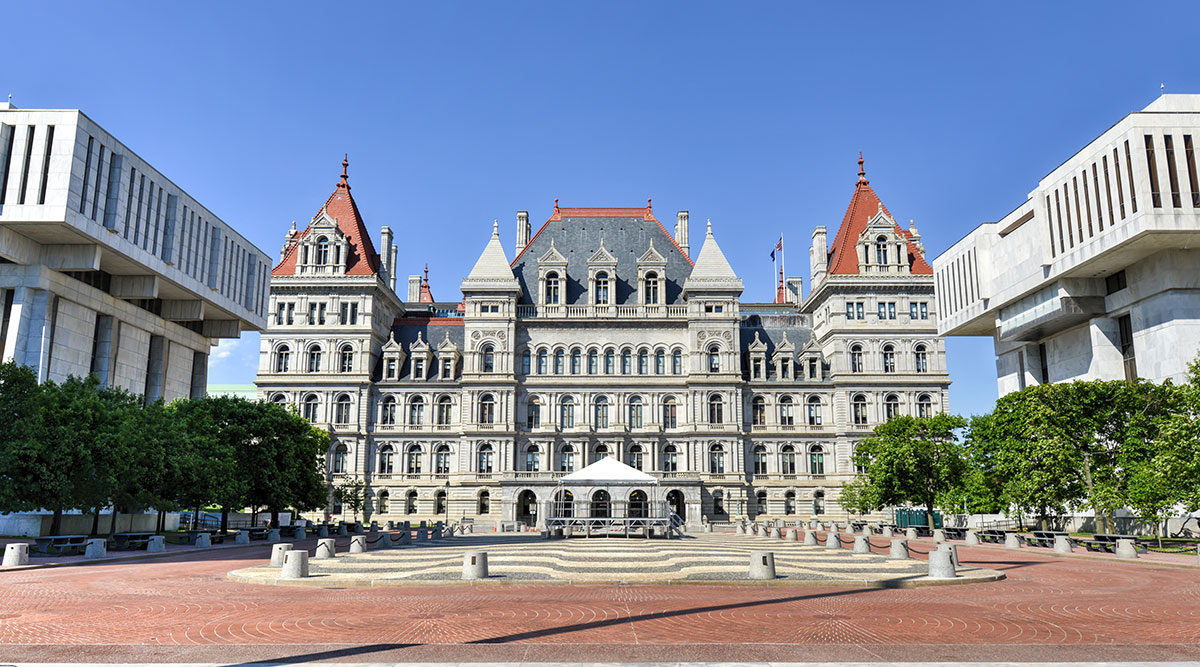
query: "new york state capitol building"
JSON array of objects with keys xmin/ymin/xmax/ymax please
[{"xmin": 256, "ymin": 158, "xmax": 949, "ymax": 529}]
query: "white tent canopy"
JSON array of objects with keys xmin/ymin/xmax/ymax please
[{"xmin": 558, "ymin": 456, "xmax": 657, "ymax": 486}]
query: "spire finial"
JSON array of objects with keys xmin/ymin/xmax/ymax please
[
  {"xmin": 857, "ymin": 152, "xmax": 868, "ymax": 185},
  {"xmin": 423, "ymin": 264, "xmax": 429, "ymax": 283},
  {"xmin": 554, "ymin": 198, "xmax": 559, "ymax": 211},
  {"xmin": 492, "ymin": 219, "xmax": 499, "ymax": 237},
  {"xmin": 706, "ymin": 219, "xmax": 713, "ymax": 235},
  {"xmin": 338, "ymin": 153, "xmax": 350, "ymax": 188},
  {"xmin": 647, "ymin": 197, "xmax": 652, "ymax": 210}
]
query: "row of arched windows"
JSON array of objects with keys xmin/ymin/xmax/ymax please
[
  {"xmin": 848, "ymin": 343, "xmax": 930, "ymax": 374},
  {"xmin": 371, "ymin": 488, "xmax": 477, "ymax": 515},
  {"xmin": 751, "ymin": 395, "xmax": 826, "ymax": 426},
  {"xmin": 273, "ymin": 343, "xmax": 355, "ymax": 374},
  {"xmin": 274, "ymin": 392, "xmax": 354, "ymax": 424},
  {"xmin": 521, "ymin": 346, "xmax": 685, "ymax": 376},
  {"xmin": 379, "ymin": 395, "xmax": 454, "ymax": 426},
  {"xmin": 525, "ymin": 395, "xmax": 680, "ymax": 429},
  {"xmin": 542, "ymin": 270, "xmax": 663, "ymax": 306}
]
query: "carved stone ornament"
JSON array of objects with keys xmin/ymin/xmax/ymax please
[{"xmin": 697, "ymin": 331, "xmax": 708, "ymax": 341}]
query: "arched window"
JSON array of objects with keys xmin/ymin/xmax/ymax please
[
  {"xmin": 408, "ymin": 396, "xmax": 425, "ymax": 425},
  {"xmin": 478, "ymin": 490, "xmax": 491, "ymax": 514},
  {"xmin": 521, "ymin": 349, "xmax": 531, "ymax": 375},
  {"xmin": 271, "ymin": 393, "xmax": 287, "ymax": 405},
  {"xmin": 628, "ymin": 396, "xmax": 643, "ymax": 428},
  {"xmin": 331, "ymin": 444, "xmax": 348, "ymax": 474},
  {"xmin": 555, "ymin": 489, "xmax": 574, "ymax": 517},
  {"xmin": 852, "ymin": 393, "xmax": 868, "ymax": 425},
  {"xmin": 784, "ymin": 491, "xmax": 796, "ymax": 515},
  {"xmin": 591, "ymin": 489, "xmax": 610, "ymax": 517},
  {"xmin": 378, "ymin": 444, "xmax": 394, "ymax": 474},
  {"xmin": 436, "ymin": 396, "xmax": 452, "ymax": 425},
  {"xmin": 882, "ymin": 344, "xmax": 896, "ymax": 373},
  {"xmin": 708, "ymin": 394, "xmax": 724, "ymax": 424},
  {"xmin": 655, "ymin": 350, "xmax": 665, "ymax": 374},
  {"xmin": 560, "ymin": 397, "xmax": 575, "ymax": 428},
  {"xmin": 712, "ymin": 490, "xmax": 725, "ymax": 515},
  {"xmin": 854, "ymin": 444, "xmax": 869, "ymax": 474},
  {"xmin": 274, "ymin": 345, "xmax": 291, "ymax": 372},
  {"xmin": 621, "ymin": 350, "xmax": 632, "ymax": 374},
  {"xmin": 809, "ymin": 445, "xmax": 826, "ymax": 475},
  {"xmin": 781, "ymin": 445, "xmax": 796, "ymax": 474},
  {"xmin": 377, "ymin": 490, "xmax": 389, "ymax": 514},
  {"xmin": 813, "ymin": 490, "xmax": 825, "ymax": 515},
  {"xmin": 637, "ymin": 350, "xmax": 648, "ymax": 374},
  {"xmin": 406, "ymin": 444, "xmax": 423, "ymax": 474},
  {"xmin": 707, "ymin": 345, "xmax": 720, "ymax": 373},
  {"xmin": 315, "ymin": 236, "xmax": 330, "ymax": 265},
  {"xmin": 481, "ymin": 345, "xmax": 495, "ymax": 373},
  {"xmin": 435, "ymin": 444, "xmax": 450, "ymax": 474},
  {"xmin": 604, "ymin": 350, "xmax": 615, "ymax": 374},
  {"xmin": 753, "ymin": 444, "xmax": 767, "ymax": 474},
  {"xmin": 662, "ymin": 397, "xmax": 678, "ymax": 429},
  {"xmin": 525, "ymin": 444, "xmax": 541, "ymax": 471},
  {"xmin": 917, "ymin": 393, "xmax": 933, "ymax": 418},
  {"xmin": 595, "ymin": 271, "xmax": 610, "ymax": 305},
  {"xmin": 559, "ymin": 444, "xmax": 576, "ymax": 472},
  {"xmin": 756, "ymin": 490, "xmax": 768, "ymax": 515},
  {"xmin": 662, "ymin": 444, "xmax": 678, "ymax": 472},
  {"xmin": 644, "ymin": 271, "xmax": 659, "ymax": 304},
  {"xmin": 672, "ymin": 349, "xmax": 683, "ymax": 375},
  {"xmin": 884, "ymin": 393, "xmax": 900, "ymax": 421},
  {"xmin": 478, "ymin": 394, "xmax": 495, "ymax": 424},
  {"xmin": 406, "ymin": 490, "xmax": 418, "ymax": 514},
  {"xmin": 594, "ymin": 443, "xmax": 609, "ymax": 460},
  {"xmin": 587, "ymin": 350, "xmax": 598, "ymax": 374},
  {"xmin": 545, "ymin": 271, "xmax": 560, "ymax": 305},
  {"xmin": 850, "ymin": 344, "xmax": 864, "ymax": 373},
  {"xmin": 628, "ymin": 444, "xmax": 644, "ymax": 470},
  {"xmin": 339, "ymin": 344, "xmax": 354, "ymax": 373},
  {"xmin": 477, "ymin": 443, "xmax": 494, "ymax": 473},
  {"xmin": 594, "ymin": 396, "xmax": 609, "ymax": 428},
  {"xmin": 554, "ymin": 349, "xmax": 565, "ymax": 374},
  {"xmin": 306, "ymin": 344, "xmax": 323, "ymax": 373},
  {"xmin": 708, "ymin": 443, "xmax": 725, "ymax": 473},
  {"xmin": 526, "ymin": 398, "xmax": 541, "ymax": 429},
  {"xmin": 333, "ymin": 393, "xmax": 352, "ymax": 424},
  {"xmin": 807, "ymin": 396, "xmax": 823, "ymax": 426},
  {"xmin": 302, "ymin": 394, "xmax": 319, "ymax": 422},
  {"xmin": 914, "ymin": 344, "xmax": 928, "ymax": 373},
  {"xmin": 779, "ymin": 396, "xmax": 795, "ymax": 426},
  {"xmin": 751, "ymin": 396, "xmax": 766, "ymax": 426},
  {"xmin": 875, "ymin": 235, "xmax": 889, "ymax": 265},
  {"xmin": 570, "ymin": 349, "xmax": 581, "ymax": 374},
  {"xmin": 537, "ymin": 349, "xmax": 548, "ymax": 374}
]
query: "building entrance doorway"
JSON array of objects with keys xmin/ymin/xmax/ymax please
[
  {"xmin": 629, "ymin": 489, "xmax": 648, "ymax": 518},
  {"xmin": 517, "ymin": 490, "xmax": 538, "ymax": 526},
  {"xmin": 591, "ymin": 490, "xmax": 610, "ymax": 517},
  {"xmin": 666, "ymin": 489, "xmax": 685, "ymax": 520}
]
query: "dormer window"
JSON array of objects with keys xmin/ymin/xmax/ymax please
[
  {"xmin": 587, "ymin": 240, "xmax": 617, "ymax": 306},
  {"xmin": 316, "ymin": 237, "xmax": 330, "ymax": 264},
  {"xmin": 545, "ymin": 272, "xmax": 561, "ymax": 304},
  {"xmin": 875, "ymin": 236, "xmax": 889, "ymax": 264},
  {"xmin": 413, "ymin": 357, "xmax": 425, "ymax": 379},
  {"xmin": 644, "ymin": 272, "xmax": 660, "ymax": 304},
  {"xmin": 386, "ymin": 358, "xmax": 397, "ymax": 379},
  {"xmin": 441, "ymin": 357, "xmax": 454, "ymax": 379},
  {"xmin": 595, "ymin": 272, "xmax": 610, "ymax": 305}
]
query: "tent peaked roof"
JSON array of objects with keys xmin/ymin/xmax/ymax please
[{"xmin": 559, "ymin": 456, "xmax": 658, "ymax": 485}]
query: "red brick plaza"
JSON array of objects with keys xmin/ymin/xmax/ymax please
[{"xmin": 1, "ymin": 539, "xmax": 1198, "ymax": 663}]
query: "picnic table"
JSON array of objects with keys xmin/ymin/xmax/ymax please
[
  {"xmin": 943, "ymin": 527, "xmax": 969, "ymax": 540},
  {"xmin": 185, "ymin": 529, "xmax": 226, "ymax": 545},
  {"xmin": 978, "ymin": 529, "xmax": 1015, "ymax": 543},
  {"xmin": 111, "ymin": 532, "xmax": 154, "ymax": 550},
  {"xmin": 1080, "ymin": 533, "xmax": 1148, "ymax": 554},
  {"xmin": 32, "ymin": 535, "xmax": 89, "ymax": 556},
  {"xmin": 1022, "ymin": 530, "xmax": 1068, "ymax": 548}
]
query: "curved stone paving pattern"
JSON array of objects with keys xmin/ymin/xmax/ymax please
[{"xmin": 229, "ymin": 533, "xmax": 1003, "ymax": 586}]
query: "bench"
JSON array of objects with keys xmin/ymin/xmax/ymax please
[
  {"xmin": 32, "ymin": 535, "xmax": 90, "ymax": 556},
  {"xmin": 185, "ymin": 529, "xmax": 226, "ymax": 545},
  {"xmin": 1079, "ymin": 533, "xmax": 1148, "ymax": 554},
  {"xmin": 978, "ymin": 529, "xmax": 1014, "ymax": 544},
  {"xmin": 111, "ymin": 532, "xmax": 154, "ymax": 550},
  {"xmin": 246, "ymin": 527, "xmax": 270, "ymax": 540},
  {"xmin": 943, "ymin": 527, "xmax": 968, "ymax": 541},
  {"xmin": 1022, "ymin": 530, "xmax": 1068, "ymax": 548}
]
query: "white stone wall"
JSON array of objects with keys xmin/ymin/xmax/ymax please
[
  {"xmin": 111, "ymin": 322, "xmax": 150, "ymax": 396},
  {"xmin": 164, "ymin": 340, "xmax": 195, "ymax": 400},
  {"xmin": 46, "ymin": 297, "xmax": 97, "ymax": 383}
]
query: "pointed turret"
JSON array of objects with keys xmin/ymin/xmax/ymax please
[
  {"xmin": 683, "ymin": 219, "xmax": 743, "ymax": 297},
  {"xmin": 419, "ymin": 265, "xmax": 435, "ymax": 303},
  {"xmin": 461, "ymin": 220, "xmax": 522, "ymax": 292},
  {"xmin": 824, "ymin": 154, "xmax": 932, "ymax": 276}
]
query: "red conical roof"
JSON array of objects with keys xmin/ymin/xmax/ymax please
[
  {"xmin": 272, "ymin": 155, "xmax": 381, "ymax": 277},
  {"xmin": 418, "ymin": 265, "xmax": 435, "ymax": 303},
  {"xmin": 825, "ymin": 155, "xmax": 932, "ymax": 276}
]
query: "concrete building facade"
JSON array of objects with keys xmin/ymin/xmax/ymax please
[
  {"xmin": 934, "ymin": 94, "xmax": 1200, "ymax": 395},
  {"xmin": 0, "ymin": 103, "xmax": 269, "ymax": 400},
  {"xmin": 257, "ymin": 158, "xmax": 949, "ymax": 528}
]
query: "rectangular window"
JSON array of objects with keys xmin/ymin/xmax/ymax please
[
  {"xmin": 910, "ymin": 302, "xmax": 918, "ymax": 319},
  {"xmin": 37, "ymin": 125, "xmax": 54, "ymax": 205},
  {"xmin": 17, "ymin": 125, "xmax": 35, "ymax": 205},
  {"xmin": 79, "ymin": 136, "xmax": 94, "ymax": 214},
  {"xmin": 1124, "ymin": 140, "xmax": 1138, "ymax": 213},
  {"xmin": 1092, "ymin": 163, "xmax": 1105, "ymax": 232},
  {"xmin": 920, "ymin": 302, "xmax": 928, "ymax": 319},
  {"xmin": 1045, "ymin": 195, "xmax": 1057, "ymax": 257},
  {"xmin": 123, "ymin": 167, "xmax": 135, "ymax": 237},
  {"xmin": 1112, "ymin": 150, "xmax": 1126, "ymax": 219},
  {"xmin": 808, "ymin": 358, "xmax": 818, "ymax": 379},
  {"xmin": 1118, "ymin": 314, "xmax": 1136, "ymax": 381},
  {"xmin": 0, "ymin": 124, "xmax": 14, "ymax": 205},
  {"xmin": 1145, "ymin": 135, "xmax": 1162, "ymax": 208},
  {"xmin": 1076, "ymin": 175, "xmax": 1092, "ymax": 237},
  {"xmin": 1164, "ymin": 135, "xmax": 1182, "ymax": 208},
  {"xmin": 133, "ymin": 174, "xmax": 145, "ymax": 245},
  {"xmin": 1038, "ymin": 342, "xmax": 1049, "ymax": 384},
  {"xmin": 91, "ymin": 145, "xmax": 106, "ymax": 221},
  {"xmin": 1186, "ymin": 135, "xmax": 1200, "ymax": 208},
  {"xmin": 1105, "ymin": 269, "xmax": 1127, "ymax": 295},
  {"xmin": 1062, "ymin": 185, "xmax": 1074, "ymax": 247},
  {"xmin": 1054, "ymin": 189, "xmax": 1065, "ymax": 253}
]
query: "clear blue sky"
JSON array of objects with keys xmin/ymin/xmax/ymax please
[{"xmin": 5, "ymin": 3, "xmax": 1199, "ymax": 418}]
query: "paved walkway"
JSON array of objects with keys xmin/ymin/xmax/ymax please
[{"xmin": 1, "ymin": 536, "xmax": 1198, "ymax": 663}]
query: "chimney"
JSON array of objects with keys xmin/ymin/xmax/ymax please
[
  {"xmin": 380, "ymin": 226, "xmax": 394, "ymax": 287},
  {"xmin": 389, "ymin": 245, "xmax": 398, "ymax": 291},
  {"xmin": 675, "ymin": 210, "xmax": 690, "ymax": 258},
  {"xmin": 515, "ymin": 210, "xmax": 530, "ymax": 255},
  {"xmin": 810, "ymin": 226, "xmax": 828, "ymax": 286},
  {"xmin": 786, "ymin": 277, "xmax": 803, "ymax": 304},
  {"xmin": 908, "ymin": 219, "xmax": 925, "ymax": 255},
  {"xmin": 407, "ymin": 275, "xmax": 421, "ymax": 302}
]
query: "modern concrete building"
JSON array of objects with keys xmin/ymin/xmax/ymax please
[
  {"xmin": 935, "ymin": 94, "xmax": 1200, "ymax": 395},
  {"xmin": 257, "ymin": 158, "xmax": 948, "ymax": 528},
  {"xmin": 0, "ymin": 103, "xmax": 269, "ymax": 400}
]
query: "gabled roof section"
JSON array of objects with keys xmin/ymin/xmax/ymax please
[
  {"xmin": 537, "ymin": 238, "xmax": 567, "ymax": 265},
  {"xmin": 637, "ymin": 239, "xmax": 667, "ymax": 265},
  {"xmin": 684, "ymin": 220, "xmax": 743, "ymax": 293},
  {"xmin": 587, "ymin": 239, "xmax": 617, "ymax": 265},
  {"xmin": 272, "ymin": 155, "xmax": 381, "ymax": 277},
  {"xmin": 826, "ymin": 155, "xmax": 933, "ymax": 276},
  {"xmin": 559, "ymin": 455, "xmax": 658, "ymax": 485}
]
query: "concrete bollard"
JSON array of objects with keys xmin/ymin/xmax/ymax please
[
  {"xmin": 386, "ymin": 521, "xmax": 395, "ymax": 530},
  {"xmin": 376, "ymin": 533, "xmax": 392, "ymax": 550},
  {"xmin": 1004, "ymin": 533, "xmax": 1021, "ymax": 549},
  {"xmin": 369, "ymin": 522, "xmax": 379, "ymax": 533},
  {"xmin": 416, "ymin": 527, "xmax": 428, "ymax": 542},
  {"xmin": 735, "ymin": 523, "xmax": 745, "ymax": 535},
  {"xmin": 337, "ymin": 524, "xmax": 349, "ymax": 536},
  {"xmin": 905, "ymin": 527, "xmax": 917, "ymax": 540},
  {"xmin": 267, "ymin": 528, "xmax": 281, "ymax": 543},
  {"xmin": 281, "ymin": 550, "xmax": 309, "ymax": 579},
  {"xmin": 235, "ymin": 530, "xmax": 250, "ymax": 545},
  {"xmin": 965, "ymin": 530, "xmax": 980, "ymax": 545},
  {"xmin": 829, "ymin": 523, "xmax": 839, "ymax": 534},
  {"xmin": 349, "ymin": 535, "xmax": 366, "ymax": 553},
  {"xmin": 147, "ymin": 535, "xmax": 165, "ymax": 553},
  {"xmin": 194, "ymin": 533, "xmax": 211, "ymax": 548},
  {"xmin": 396, "ymin": 530, "xmax": 411, "ymax": 546},
  {"xmin": 861, "ymin": 525, "xmax": 872, "ymax": 536},
  {"xmin": 932, "ymin": 529, "xmax": 945, "ymax": 543},
  {"xmin": 803, "ymin": 530, "xmax": 819, "ymax": 546},
  {"xmin": 939, "ymin": 543, "xmax": 960, "ymax": 567},
  {"xmin": 462, "ymin": 551, "xmax": 488, "ymax": 580},
  {"xmin": 1116, "ymin": 538, "xmax": 1139, "ymax": 559},
  {"xmin": 750, "ymin": 523, "xmax": 759, "ymax": 536},
  {"xmin": 270, "ymin": 542, "xmax": 294, "ymax": 566},
  {"xmin": 85, "ymin": 538, "xmax": 107, "ymax": 559},
  {"xmin": 882, "ymin": 526, "xmax": 894, "ymax": 537},
  {"xmin": 314, "ymin": 538, "xmax": 336, "ymax": 559},
  {"xmin": 703, "ymin": 523, "xmax": 713, "ymax": 533},
  {"xmin": 3, "ymin": 543, "xmax": 29, "ymax": 567},
  {"xmin": 317, "ymin": 525, "xmax": 329, "ymax": 538},
  {"xmin": 1054, "ymin": 535, "xmax": 1073, "ymax": 554},
  {"xmin": 353, "ymin": 523, "xmax": 365, "ymax": 535},
  {"xmin": 853, "ymin": 535, "xmax": 871, "ymax": 554},
  {"xmin": 768, "ymin": 526, "xmax": 780, "ymax": 539},
  {"xmin": 295, "ymin": 528, "xmax": 307, "ymax": 541},
  {"xmin": 785, "ymin": 527, "xmax": 798, "ymax": 541},
  {"xmin": 748, "ymin": 551, "xmax": 776, "ymax": 580},
  {"xmin": 825, "ymin": 532, "xmax": 841, "ymax": 550},
  {"xmin": 888, "ymin": 538, "xmax": 910, "ymax": 560},
  {"xmin": 928, "ymin": 547, "xmax": 957, "ymax": 579}
]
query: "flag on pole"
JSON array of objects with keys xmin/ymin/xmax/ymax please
[{"xmin": 769, "ymin": 237, "xmax": 783, "ymax": 261}]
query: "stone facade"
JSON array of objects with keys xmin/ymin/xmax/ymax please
[
  {"xmin": 0, "ymin": 103, "xmax": 269, "ymax": 399},
  {"xmin": 934, "ymin": 94, "xmax": 1200, "ymax": 395},
  {"xmin": 257, "ymin": 161, "xmax": 948, "ymax": 528}
]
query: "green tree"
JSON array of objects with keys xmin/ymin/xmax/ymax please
[
  {"xmin": 849, "ymin": 413, "xmax": 970, "ymax": 530},
  {"xmin": 0, "ymin": 363, "xmax": 55, "ymax": 524},
  {"xmin": 333, "ymin": 478, "xmax": 366, "ymax": 522}
]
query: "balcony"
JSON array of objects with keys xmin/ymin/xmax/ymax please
[{"xmin": 516, "ymin": 304, "xmax": 689, "ymax": 320}]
